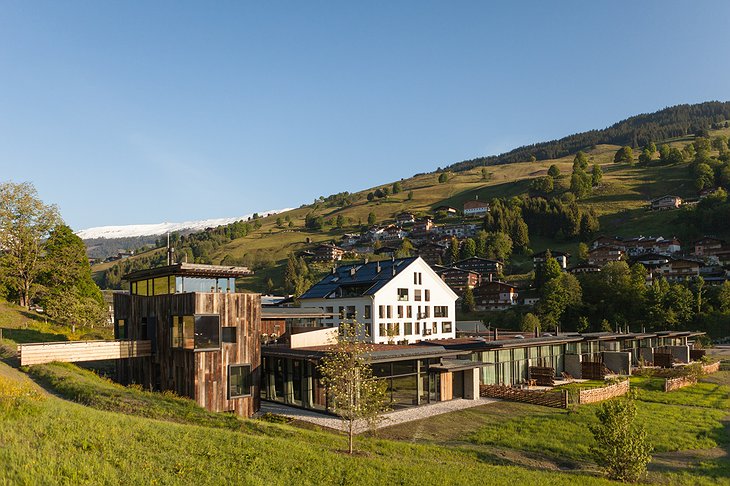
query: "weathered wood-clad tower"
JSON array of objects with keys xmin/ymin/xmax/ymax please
[{"xmin": 113, "ymin": 263, "xmax": 261, "ymax": 417}]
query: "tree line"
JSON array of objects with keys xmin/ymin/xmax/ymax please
[{"xmin": 441, "ymin": 101, "xmax": 730, "ymax": 172}]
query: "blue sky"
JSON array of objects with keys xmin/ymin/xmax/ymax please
[{"xmin": 1, "ymin": 1, "xmax": 729, "ymax": 230}]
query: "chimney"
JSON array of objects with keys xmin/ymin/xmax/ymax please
[
  {"xmin": 489, "ymin": 273, "xmax": 493, "ymax": 282},
  {"xmin": 350, "ymin": 267, "xmax": 356, "ymax": 277},
  {"xmin": 493, "ymin": 328, "xmax": 498, "ymax": 341},
  {"xmin": 376, "ymin": 262, "xmax": 381, "ymax": 273},
  {"xmin": 534, "ymin": 326, "xmax": 539, "ymax": 338},
  {"xmin": 331, "ymin": 267, "xmax": 336, "ymax": 275},
  {"xmin": 364, "ymin": 257, "xmax": 369, "ymax": 264}
]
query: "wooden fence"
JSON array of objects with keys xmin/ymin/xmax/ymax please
[
  {"xmin": 18, "ymin": 340, "xmax": 152, "ymax": 366},
  {"xmin": 480, "ymin": 384, "xmax": 567, "ymax": 409},
  {"xmin": 582, "ymin": 361, "xmax": 609, "ymax": 380},
  {"xmin": 577, "ymin": 379, "xmax": 630, "ymax": 405},
  {"xmin": 528, "ymin": 366, "xmax": 555, "ymax": 386}
]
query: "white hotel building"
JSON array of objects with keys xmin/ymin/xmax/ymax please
[{"xmin": 298, "ymin": 257, "xmax": 458, "ymax": 344}]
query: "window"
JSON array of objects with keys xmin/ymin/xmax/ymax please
[
  {"xmin": 425, "ymin": 289, "xmax": 430, "ymax": 301},
  {"xmin": 397, "ymin": 288, "xmax": 409, "ymax": 301},
  {"xmin": 222, "ymin": 327, "xmax": 237, "ymax": 343},
  {"xmin": 442, "ymin": 321, "xmax": 452, "ymax": 333},
  {"xmin": 326, "ymin": 306, "xmax": 334, "ymax": 315},
  {"xmin": 423, "ymin": 306, "xmax": 430, "ymax": 318},
  {"xmin": 172, "ymin": 315, "xmax": 220, "ymax": 350},
  {"xmin": 414, "ymin": 289, "xmax": 422, "ymax": 301},
  {"xmin": 346, "ymin": 306, "xmax": 356, "ymax": 319},
  {"xmin": 379, "ymin": 305, "xmax": 385, "ymax": 319},
  {"xmin": 115, "ymin": 319, "xmax": 126, "ymax": 339},
  {"xmin": 152, "ymin": 276, "xmax": 174, "ymax": 296},
  {"xmin": 418, "ymin": 273, "xmax": 422, "ymax": 285},
  {"xmin": 432, "ymin": 322, "xmax": 438, "ymax": 333},
  {"xmin": 228, "ymin": 364, "xmax": 252, "ymax": 398},
  {"xmin": 413, "ymin": 272, "xmax": 418, "ymax": 284},
  {"xmin": 339, "ymin": 306, "xmax": 345, "ymax": 319},
  {"xmin": 379, "ymin": 323, "xmax": 387, "ymax": 336},
  {"xmin": 194, "ymin": 315, "xmax": 220, "ymax": 350},
  {"xmin": 404, "ymin": 322, "xmax": 413, "ymax": 335},
  {"xmin": 397, "ymin": 305, "xmax": 403, "ymax": 318},
  {"xmin": 415, "ymin": 322, "xmax": 420, "ymax": 335},
  {"xmin": 434, "ymin": 306, "xmax": 448, "ymax": 318},
  {"xmin": 407, "ymin": 306, "xmax": 413, "ymax": 318},
  {"xmin": 386, "ymin": 306, "xmax": 392, "ymax": 319},
  {"xmin": 364, "ymin": 305, "xmax": 371, "ymax": 319}
]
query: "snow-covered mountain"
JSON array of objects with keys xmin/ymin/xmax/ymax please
[{"xmin": 76, "ymin": 209, "xmax": 293, "ymax": 240}]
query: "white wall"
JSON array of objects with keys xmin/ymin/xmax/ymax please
[{"xmin": 299, "ymin": 258, "xmax": 458, "ymax": 344}]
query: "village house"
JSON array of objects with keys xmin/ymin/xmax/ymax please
[
  {"xmin": 339, "ymin": 233, "xmax": 361, "ymax": 248},
  {"xmin": 297, "ymin": 257, "xmax": 458, "ymax": 345},
  {"xmin": 374, "ymin": 245, "xmax": 399, "ymax": 257},
  {"xmin": 587, "ymin": 245, "xmax": 625, "ymax": 266},
  {"xmin": 622, "ymin": 236, "xmax": 681, "ymax": 256},
  {"xmin": 472, "ymin": 279, "xmax": 518, "ymax": 310},
  {"xmin": 452, "ymin": 256, "xmax": 504, "ymax": 277},
  {"xmin": 409, "ymin": 217, "xmax": 434, "ymax": 241},
  {"xmin": 650, "ymin": 195, "xmax": 682, "ymax": 210},
  {"xmin": 113, "ymin": 263, "xmax": 260, "ymax": 418},
  {"xmin": 312, "ymin": 243, "xmax": 345, "ymax": 262},
  {"xmin": 463, "ymin": 199, "xmax": 490, "ymax": 217},
  {"xmin": 590, "ymin": 235, "xmax": 623, "ymax": 249},
  {"xmin": 532, "ymin": 250, "xmax": 569, "ymax": 269},
  {"xmin": 416, "ymin": 241, "xmax": 447, "ymax": 266},
  {"xmin": 435, "ymin": 266, "xmax": 481, "ymax": 295},
  {"xmin": 654, "ymin": 257, "xmax": 702, "ymax": 281},
  {"xmin": 568, "ymin": 263, "xmax": 602, "ymax": 275},
  {"xmin": 433, "ymin": 205, "xmax": 458, "ymax": 215},
  {"xmin": 435, "ymin": 223, "xmax": 479, "ymax": 239},
  {"xmin": 395, "ymin": 211, "xmax": 416, "ymax": 225},
  {"xmin": 693, "ymin": 236, "xmax": 726, "ymax": 257}
]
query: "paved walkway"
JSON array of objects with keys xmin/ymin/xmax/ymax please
[{"xmin": 259, "ymin": 397, "xmax": 498, "ymax": 434}]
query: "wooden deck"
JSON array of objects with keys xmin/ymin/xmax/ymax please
[{"xmin": 18, "ymin": 340, "xmax": 152, "ymax": 366}]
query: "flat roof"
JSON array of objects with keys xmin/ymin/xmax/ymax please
[
  {"xmin": 262, "ymin": 343, "xmax": 462, "ymax": 363},
  {"xmin": 261, "ymin": 307, "xmax": 336, "ymax": 319},
  {"xmin": 123, "ymin": 263, "xmax": 253, "ymax": 281}
]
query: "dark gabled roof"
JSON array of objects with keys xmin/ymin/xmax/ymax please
[
  {"xmin": 435, "ymin": 266, "xmax": 480, "ymax": 276},
  {"xmin": 261, "ymin": 307, "xmax": 336, "ymax": 319},
  {"xmin": 453, "ymin": 257, "xmax": 502, "ymax": 266},
  {"xmin": 533, "ymin": 250, "xmax": 569, "ymax": 258},
  {"xmin": 123, "ymin": 263, "xmax": 252, "ymax": 281},
  {"xmin": 299, "ymin": 257, "xmax": 419, "ymax": 300}
]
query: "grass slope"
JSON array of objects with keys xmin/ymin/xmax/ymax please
[{"xmin": 1, "ymin": 361, "xmax": 616, "ymax": 485}]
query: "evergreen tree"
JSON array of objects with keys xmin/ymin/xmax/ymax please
[
  {"xmin": 520, "ymin": 313, "xmax": 540, "ymax": 333},
  {"xmin": 570, "ymin": 169, "xmax": 592, "ymax": 198},
  {"xmin": 547, "ymin": 164, "xmax": 561, "ymax": 178},
  {"xmin": 460, "ymin": 238, "xmax": 477, "ymax": 260},
  {"xmin": 461, "ymin": 286, "xmax": 476, "ymax": 313},
  {"xmin": 392, "ymin": 182, "xmax": 403, "ymax": 194},
  {"xmin": 573, "ymin": 151, "xmax": 589, "ymax": 171},
  {"xmin": 367, "ymin": 212, "xmax": 376, "ymax": 226},
  {"xmin": 447, "ymin": 236, "xmax": 460, "ymax": 264},
  {"xmin": 591, "ymin": 164, "xmax": 603, "ymax": 186},
  {"xmin": 475, "ymin": 230, "xmax": 488, "ymax": 258}
]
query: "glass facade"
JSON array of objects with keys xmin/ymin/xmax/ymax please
[
  {"xmin": 171, "ymin": 315, "xmax": 220, "ymax": 350},
  {"xmin": 262, "ymin": 356, "xmax": 441, "ymax": 412},
  {"xmin": 473, "ymin": 344, "xmax": 565, "ymax": 386},
  {"xmin": 131, "ymin": 276, "xmax": 236, "ymax": 295}
]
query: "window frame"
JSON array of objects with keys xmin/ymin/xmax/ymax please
[{"xmin": 228, "ymin": 363, "xmax": 252, "ymax": 399}]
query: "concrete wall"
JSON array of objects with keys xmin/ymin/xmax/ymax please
[
  {"xmin": 667, "ymin": 345, "xmax": 690, "ymax": 363},
  {"xmin": 564, "ymin": 354, "xmax": 582, "ymax": 379},
  {"xmin": 603, "ymin": 351, "xmax": 632, "ymax": 375},
  {"xmin": 290, "ymin": 327, "xmax": 339, "ymax": 348},
  {"xmin": 463, "ymin": 368, "xmax": 480, "ymax": 400}
]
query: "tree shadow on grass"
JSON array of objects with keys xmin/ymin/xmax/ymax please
[{"xmin": 1, "ymin": 327, "xmax": 69, "ymax": 344}]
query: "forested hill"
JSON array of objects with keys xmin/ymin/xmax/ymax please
[{"xmin": 444, "ymin": 101, "xmax": 730, "ymax": 172}]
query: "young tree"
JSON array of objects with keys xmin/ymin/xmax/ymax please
[
  {"xmin": 481, "ymin": 167, "xmax": 490, "ymax": 180},
  {"xmin": 438, "ymin": 172, "xmax": 449, "ymax": 183},
  {"xmin": 638, "ymin": 148, "xmax": 653, "ymax": 164},
  {"xmin": 447, "ymin": 236, "xmax": 460, "ymax": 264},
  {"xmin": 407, "ymin": 190, "xmax": 414, "ymax": 201},
  {"xmin": 718, "ymin": 280, "xmax": 730, "ymax": 313},
  {"xmin": 570, "ymin": 169, "xmax": 592, "ymax": 198},
  {"xmin": 396, "ymin": 238, "xmax": 414, "ymax": 258},
  {"xmin": 589, "ymin": 396, "xmax": 652, "ymax": 482},
  {"xmin": 336, "ymin": 214, "xmax": 345, "ymax": 229},
  {"xmin": 547, "ymin": 164, "xmax": 561, "ymax": 178},
  {"xmin": 577, "ymin": 242, "xmax": 589, "ymax": 263},
  {"xmin": 614, "ymin": 146, "xmax": 634, "ymax": 164},
  {"xmin": 392, "ymin": 181, "xmax": 403, "ymax": 194},
  {"xmin": 485, "ymin": 232, "xmax": 512, "ymax": 262},
  {"xmin": 0, "ymin": 182, "xmax": 61, "ymax": 307},
  {"xmin": 530, "ymin": 176, "xmax": 554, "ymax": 196},
  {"xmin": 318, "ymin": 322, "xmax": 390, "ymax": 454}
]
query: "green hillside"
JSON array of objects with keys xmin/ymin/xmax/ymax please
[{"xmin": 94, "ymin": 113, "xmax": 730, "ymax": 294}]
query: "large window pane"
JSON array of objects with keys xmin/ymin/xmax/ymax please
[
  {"xmin": 194, "ymin": 315, "xmax": 220, "ymax": 350},
  {"xmin": 229, "ymin": 364, "xmax": 252, "ymax": 398}
]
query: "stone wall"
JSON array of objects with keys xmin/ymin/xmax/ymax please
[{"xmin": 577, "ymin": 379, "xmax": 630, "ymax": 405}]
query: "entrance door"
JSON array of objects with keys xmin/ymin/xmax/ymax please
[{"xmin": 452, "ymin": 371, "xmax": 464, "ymax": 399}]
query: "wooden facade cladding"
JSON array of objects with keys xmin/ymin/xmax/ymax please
[
  {"xmin": 18, "ymin": 340, "xmax": 151, "ymax": 366},
  {"xmin": 113, "ymin": 291, "xmax": 261, "ymax": 417}
]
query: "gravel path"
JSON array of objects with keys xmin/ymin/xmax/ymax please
[{"xmin": 259, "ymin": 397, "xmax": 498, "ymax": 434}]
